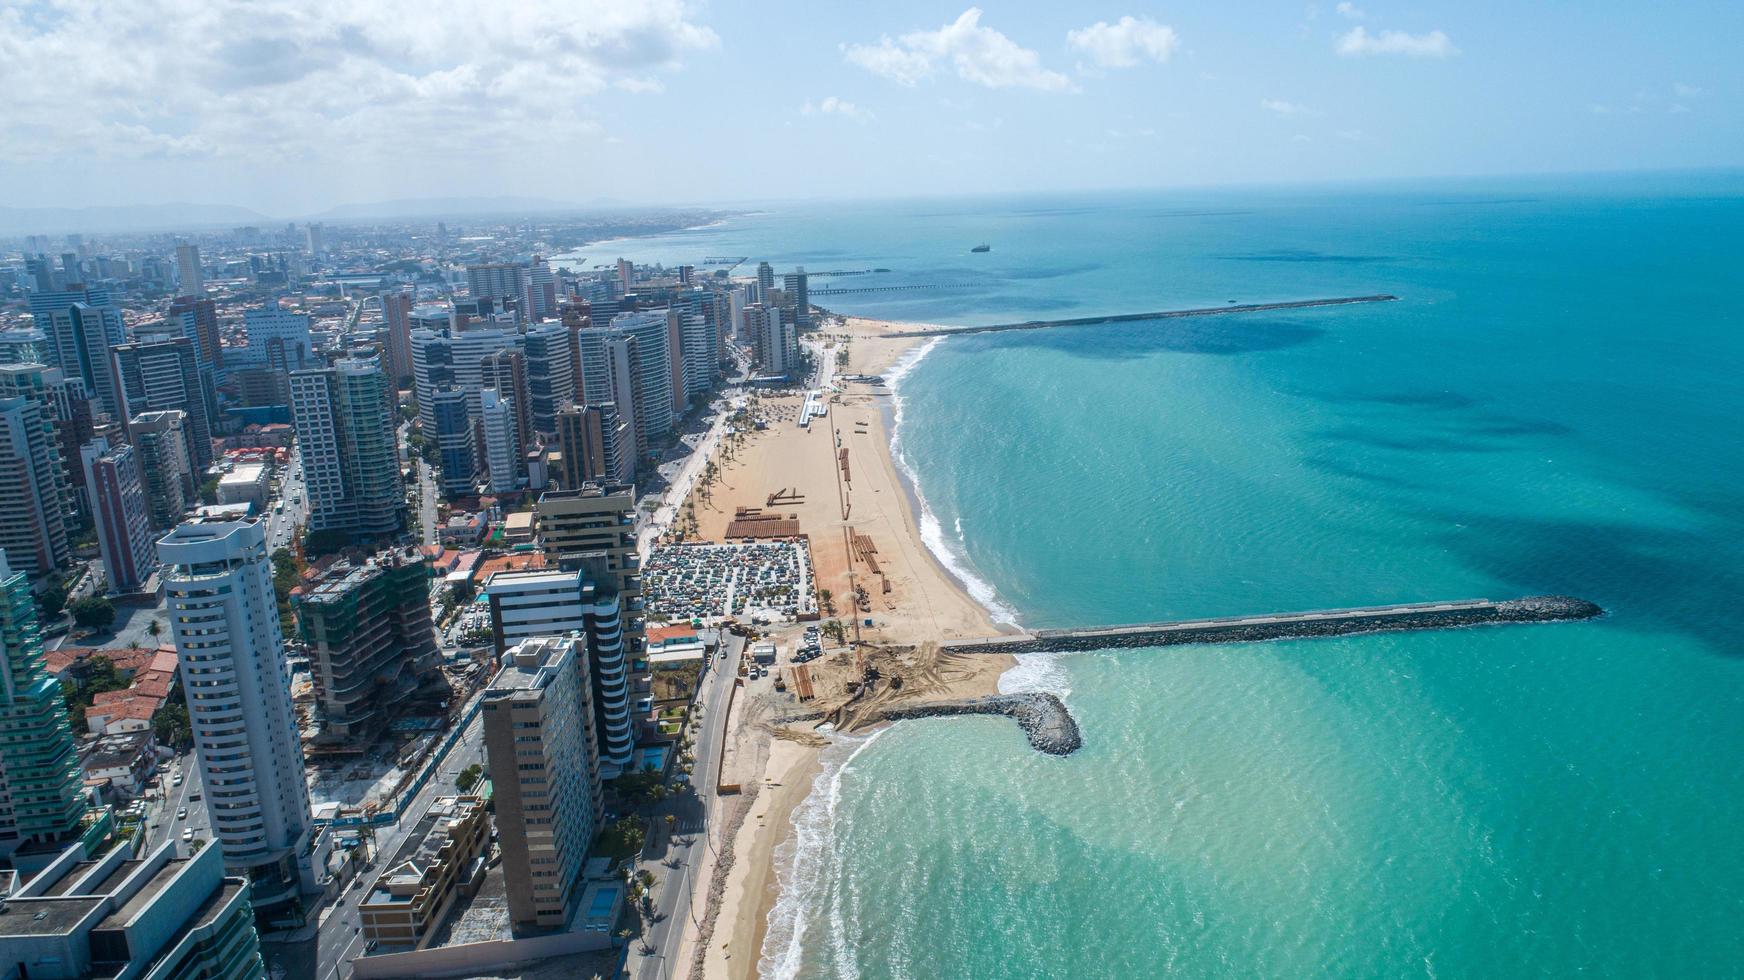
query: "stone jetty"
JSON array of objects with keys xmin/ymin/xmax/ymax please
[{"xmin": 880, "ymin": 693, "xmax": 1083, "ymax": 756}]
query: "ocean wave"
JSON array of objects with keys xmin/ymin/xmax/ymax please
[
  {"xmin": 760, "ymin": 730, "xmax": 885, "ymax": 980},
  {"xmin": 997, "ymin": 651, "xmax": 1074, "ymax": 701},
  {"xmin": 886, "ymin": 337, "xmax": 1023, "ymax": 626}
]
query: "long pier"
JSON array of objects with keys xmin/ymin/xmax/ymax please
[
  {"xmin": 884, "ymin": 294, "xmax": 1399, "ymax": 338},
  {"xmin": 941, "ymin": 595, "xmax": 1601, "ymax": 655},
  {"xmin": 812, "ymin": 282, "xmax": 980, "ymax": 296}
]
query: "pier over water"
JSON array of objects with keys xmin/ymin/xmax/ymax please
[
  {"xmin": 884, "ymin": 294, "xmax": 1399, "ymax": 338},
  {"xmin": 943, "ymin": 596, "xmax": 1602, "ymax": 655}
]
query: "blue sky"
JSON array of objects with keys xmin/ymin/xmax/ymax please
[{"xmin": 0, "ymin": 0, "xmax": 1738, "ymax": 214}]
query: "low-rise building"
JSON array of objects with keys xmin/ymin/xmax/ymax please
[
  {"xmin": 359, "ymin": 795, "xmax": 490, "ymax": 950},
  {"xmin": 216, "ymin": 462, "xmax": 270, "ymax": 511},
  {"xmin": 78, "ymin": 730, "xmax": 159, "ymax": 796}
]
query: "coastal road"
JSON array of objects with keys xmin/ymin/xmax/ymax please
[
  {"xmin": 634, "ymin": 633, "xmax": 744, "ymax": 980},
  {"xmin": 638, "ymin": 385, "xmax": 744, "ymax": 558}
]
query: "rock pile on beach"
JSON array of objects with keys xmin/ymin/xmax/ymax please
[{"xmin": 881, "ymin": 693, "xmax": 1082, "ymax": 756}]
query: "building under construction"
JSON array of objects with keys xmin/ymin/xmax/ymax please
[{"xmin": 293, "ymin": 547, "xmax": 443, "ymax": 742}]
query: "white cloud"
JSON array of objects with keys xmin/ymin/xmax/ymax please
[
  {"xmin": 844, "ymin": 8, "xmax": 1072, "ymax": 91},
  {"xmin": 1669, "ymin": 103, "xmax": 1691, "ymax": 114},
  {"xmin": 1335, "ymin": 2, "xmax": 1366, "ymax": 19},
  {"xmin": 1065, "ymin": 15, "xmax": 1179, "ymax": 69},
  {"xmin": 1336, "ymin": 26, "xmax": 1458, "ymax": 58},
  {"xmin": 1261, "ymin": 98, "xmax": 1315, "ymax": 116},
  {"xmin": 0, "ymin": 0, "xmax": 718, "ymax": 164},
  {"xmin": 801, "ymin": 96, "xmax": 872, "ymax": 121},
  {"xmin": 1337, "ymin": 128, "xmax": 1367, "ymax": 141},
  {"xmin": 1672, "ymin": 82, "xmax": 1703, "ymax": 98}
]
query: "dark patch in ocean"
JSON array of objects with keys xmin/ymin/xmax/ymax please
[
  {"xmin": 1003, "ymin": 263, "xmax": 1104, "ymax": 280},
  {"xmin": 1220, "ymin": 249, "xmax": 1395, "ymax": 264},
  {"xmin": 1426, "ymin": 507, "xmax": 1744, "ymax": 658},
  {"xmin": 1314, "ymin": 426, "xmax": 1513, "ymax": 455},
  {"xmin": 1412, "ymin": 198, "xmax": 1540, "ymax": 207},
  {"xmin": 1301, "ymin": 452, "xmax": 1430, "ymax": 492},
  {"xmin": 976, "ymin": 316, "xmax": 1326, "ymax": 358}
]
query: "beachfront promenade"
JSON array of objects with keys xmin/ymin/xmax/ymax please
[
  {"xmin": 942, "ymin": 595, "xmax": 1602, "ymax": 654},
  {"xmin": 882, "ymin": 294, "xmax": 1399, "ymax": 338}
]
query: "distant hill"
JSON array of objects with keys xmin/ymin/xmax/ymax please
[
  {"xmin": 0, "ymin": 202, "xmax": 273, "ymax": 236},
  {"xmin": 307, "ymin": 196, "xmax": 611, "ymax": 222}
]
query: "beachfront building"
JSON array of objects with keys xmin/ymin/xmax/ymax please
[
  {"xmin": 479, "ymin": 388, "xmax": 522, "ymax": 494},
  {"xmin": 676, "ymin": 311, "xmax": 717, "ymax": 403},
  {"xmin": 0, "ymin": 394, "xmax": 73, "ymax": 578},
  {"xmin": 84, "ymin": 441, "xmax": 157, "ymax": 593},
  {"xmin": 0, "ymin": 550, "xmax": 93, "ymax": 865},
  {"xmin": 555, "ymin": 402, "xmax": 634, "ymax": 488},
  {"xmin": 359, "ymin": 794, "xmax": 490, "ymax": 950},
  {"xmin": 292, "ymin": 547, "xmax": 439, "ymax": 742},
  {"xmin": 160, "ymin": 518, "xmax": 317, "ymax": 915},
  {"xmin": 746, "ymin": 303, "xmax": 796, "ymax": 377},
  {"xmin": 0, "ymin": 839, "xmax": 264, "ymax": 980},
  {"xmin": 129, "ymin": 409, "xmax": 192, "ymax": 531},
  {"xmin": 480, "ymin": 637, "xmax": 602, "ymax": 930},
  {"xmin": 483, "ymin": 566, "xmax": 636, "ymax": 771},
  {"xmin": 782, "ymin": 268, "xmax": 810, "ymax": 330},
  {"xmin": 290, "ymin": 356, "xmax": 407, "ymax": 540},
  {"xmin": 112, "ymin": 336, "xmax": 216, "ymax": 479}
]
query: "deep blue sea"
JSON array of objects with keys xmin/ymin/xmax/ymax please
[{"xmin": 588, "ymin": 173, "xmax": 1744, "ymax": 978}]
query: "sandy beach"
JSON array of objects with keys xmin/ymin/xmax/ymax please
[{"xmin": 673, "ymin": 316, "xmax": 1019, "ymax": 979}]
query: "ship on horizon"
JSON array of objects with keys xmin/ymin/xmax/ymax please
[{"xmin": 971, "ymin": 243, "xmax": 990, "ymax": 253}]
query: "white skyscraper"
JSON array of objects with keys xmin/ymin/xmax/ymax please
[
  {"xmin": 479, "ymin": 388, "xmax": 521, "ymax": 494},
  {"xmin": 159, "ymin": 518, "xmax": 317, "ymax": 914}
]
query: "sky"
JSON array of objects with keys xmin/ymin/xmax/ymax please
[{"xmin": 0, "ymin": 0, "xmax": 1739, "ymax": 215}]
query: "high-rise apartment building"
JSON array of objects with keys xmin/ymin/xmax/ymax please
[
  {"xmin": 0, "ymin": 362, "xmax": 83, "ymax": 521},
  {"xmin": 0, "ymin": 395, "xmax": 72, "ymax": 577},
  {"xmin": 289, "ymin": 357, "xmax": 406, "ymax": 540},
  {"xmin": 480, "ymin": 348, "xmax": 533, "ymax": 456},
  {"xmin": 747, "ymin": 303, "xmax": 797, "ymax": 377},
  {"xmin": 168, "ymin": 295, "xmax": 224, "ymax": 377},
  {"xmin": 129, "ymin": 409, "xmax": 192, "ymax": 531},
  {"xmin": 175, "ymin": 243, "xmax": 204, "ymax": 298},
  {"xmin": 304, "ymin": 222, "xmax": 324, "ymax": 256},
  {"xmin": 466, "ymin": 263, "xmax": 526, "ymax": 305},
  {"xmin": 380, "ymin": 290, "xmax": 414, "ymax": 383},
  {"xmin": 527, "ymin": 256, "xmax": 557, "ymax": 321},
  {"xmin": 677, "ymin": 311, "xmax": 717, "ymax": 402},
  {"xmin": 616, "ymin": 258, "xmax": 633, "ymax": 290},
  {"xmin": 160, "ymin": 518, "xmax": 316, "ymax": 913},
  {"xmin": 0, "ymin": 550, "xmax": 90, "ymax": 862},
  {"xmin": 479, "ymin": 389, "xmax": 521, "ymax": 494},
  {"xmin": 480, "ymin": 636, "xmax": 602, "ymax": 930},
  {"xmin": 782, "ymin": 268, "xmax": 811, "ymax": 330},
  {"xmin": 240, "ymin": 308, "xmax": 313, "ymax": 373},
  {"xmin": 292, "ymin": 547, "xmax": 438, "ymax": 741},
  {"xmin": 575, "ymin": 331, "xmax": 641, "ymax": 471},
  {"xmin": 756, "ymin": 261, "xmax": 775, "ymax": 296},
  {"xmin": 429, "ymin": 389, "xmax": 476, "ymax": 498},
  {"xmin": 410, "ymin": 324, "xmax": 521, "ymax": 497},
  {"xmin": 555, "ymin": 403, "xmax": 633, "ymax": 488},
  {"xmin": 83, "ymin": 440, "xmax": 157, "ymax": 593},
  {"xmin": 521, "ymin": 323, "xmax": 575, "ymax": 435},
  {"xmin": 582, "ymin": 312, "xmax": 672, "ymax": 447},
  {"xmin": 112, "ymin": 337, "xmax": 215, "ymax": 479},
  {"xmin": 30, "ymin": 288, "xmax": 126, "ymax": 421}
]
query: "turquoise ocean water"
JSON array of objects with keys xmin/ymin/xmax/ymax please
[{"xmin": 597, "ymin": 173, "xmax": 1744, "ymax": 978}]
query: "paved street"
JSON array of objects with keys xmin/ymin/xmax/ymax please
[{"xmin": 633, "ymin": 632, "xmax": 744, "ymax": 980}]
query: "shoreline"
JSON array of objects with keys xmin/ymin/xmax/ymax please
[{"xmin": 675, "ymin": 314, "xmax": 1024, "ymax": 980}]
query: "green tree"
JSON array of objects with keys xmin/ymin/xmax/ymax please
[
  {"xmin": 146, "ymin": 619, "xmax": 162, "ymax": 641},
  {"xmin": 69, "ymin": 595, "xmax": 116, "ymax": 631},
  {"xmin": 38, "ymin": 585, "xmax": 67, "ymax": 620},
  {"xmin": 456, "ymin": 763, "xmax": 483, "ymax": 793},
  {"xmin": 198, "ymin": 475, "xmax": 221, "ymax": 505},
  {"xmin": 153, "ymin": 700, "xmax": 192, "ymax": 749}
]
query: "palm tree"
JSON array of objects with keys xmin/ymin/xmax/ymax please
[{"xmin": 146, "ymin": 619, "xmax": 162, "ymax": 641}]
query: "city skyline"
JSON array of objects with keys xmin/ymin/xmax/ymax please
[{"xmin": 0, "ymin": 1, "xmax": 1738, "ymax": 217}]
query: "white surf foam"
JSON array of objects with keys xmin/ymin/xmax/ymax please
[
  {"xmin": 886, "ymin": 336, "xmax": 1023, "ymax": 626},
  {"xmin": 759, "ymin": 730, "xmax": 886, "ymax": 980},
  {"xmin": 997, "ymin": 651, "xmax": 1074, "ymax": 701}
]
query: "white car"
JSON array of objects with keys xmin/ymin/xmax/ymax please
[
  {"xmin": 177, "ymin": 807, "xmax": 188, "ymax": 820},
  {"xmin": 182, "ymin": 828, "xmax": 194, "ymax": 842}
]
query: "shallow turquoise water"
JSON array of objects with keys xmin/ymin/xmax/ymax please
[{"xmin": 612, "ymin": 175, "xmax": 1744, "ymax": 977}]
